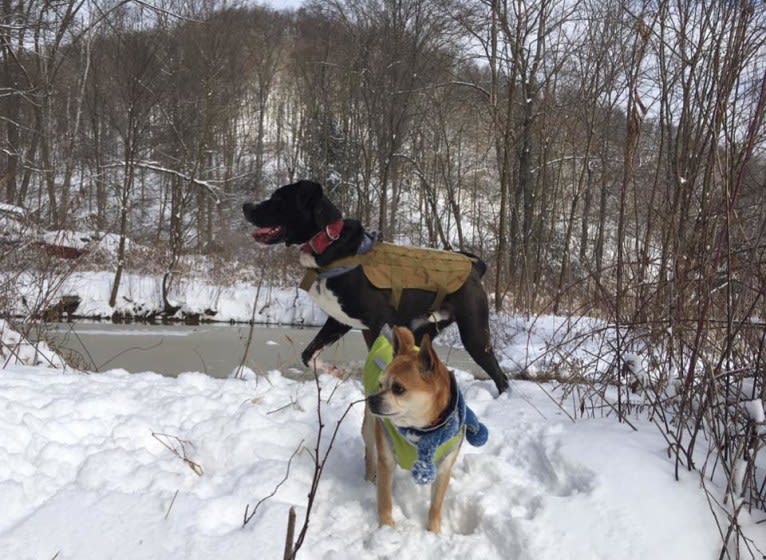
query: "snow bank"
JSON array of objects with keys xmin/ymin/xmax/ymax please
[
  {"xmin": 0, "ymin": 319, "xmax": 65, "ymax": 368},
  {"xmin": 10, "ymin": 270, "xmax": 327, "ymax": 325},
  {"xmin": 40, "ymin": 230, "xmax": 128, "ymax": 254},
  {"xmin": 0, "ymin": 365, "xmax": 732, "ymax": 560}
]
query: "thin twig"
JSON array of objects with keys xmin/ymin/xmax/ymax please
[
  {"xmin": 236, "ymin": 279, "xmax": 263, "ymax": 379},
  {"xmin": 243, "ymin": 441, "xmax": 303, "ymax": 528},
  {"xmin": 283, "ymin": 507, "xmax": 297, "ymax": 560},
  {"xmin": 289, "ymin": 363, "xmax": 364, "ymax": 558},
  {"xmin": 151, "ymin": 432, "xmax": 204, "ymax": 476},
  {"xmin": 164, "ymin": 489, "xmax": 179, "ymax": 520}
]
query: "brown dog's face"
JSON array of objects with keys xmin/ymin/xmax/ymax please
[{"xmin": 367, "ymin": 327, "xmax": 451, "ymax": 429}]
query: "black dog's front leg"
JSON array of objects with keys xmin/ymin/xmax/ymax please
[{"xmin": 301, "ymin": 317, "xmax": 353, "ymax": 366}]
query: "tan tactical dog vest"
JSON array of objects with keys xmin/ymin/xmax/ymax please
[{"xmin": 300, "ymin": 242, "xmax": 475, "ymax": 310}]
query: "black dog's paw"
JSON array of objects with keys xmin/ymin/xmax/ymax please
[{"xmin": 301, "ymin": 347, "xmax": 314, "ymax": 367}]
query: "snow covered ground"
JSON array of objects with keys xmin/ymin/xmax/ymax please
[
  {"xmin": 0, "ymin": 365, "xmax": 724, "ymax": 560},
  {"xmin": 1, "ymin": 321, "xmax": 761, "ymax": 559}
]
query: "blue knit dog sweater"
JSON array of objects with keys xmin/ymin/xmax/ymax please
[{"xmin": 398, "ymin": 377, "xmax": 489, "ymax": 484}]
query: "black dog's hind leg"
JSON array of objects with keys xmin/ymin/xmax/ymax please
[
  {"xmin": 453, "ymin": 292, "xmax": 509, "ymax": 394},
  {"xmin": 302, "ymin": 317, "xmax": 352, "ymax": 366},
  {"xmin": 457, "ymin": 320, "xmax": 509, "ymax": 394}
]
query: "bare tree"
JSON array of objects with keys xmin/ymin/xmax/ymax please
[
  {"xmin": 103, "ymin": 5, "xmax": 166, "ymax": 309},
  {"xmin": 1, "ymin": 0, "xmax": 89, "ymax": 219}
]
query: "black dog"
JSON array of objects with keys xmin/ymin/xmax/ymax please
[{"xmin": 243, "ymin": 180, "xmax": 509, "ymax": 394}]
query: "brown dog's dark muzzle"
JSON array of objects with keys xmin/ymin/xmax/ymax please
[{"xmin": 367, "ymin": 393, "xmax": 387, "ymax": 416}]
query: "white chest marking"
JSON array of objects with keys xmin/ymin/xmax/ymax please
[
  {"xmin": 299, "ymin": 252, "xmax": 318, "ymax": 268},
  {"xmin": 307, "ymin": 277, "xmax": 367, "ymax": 329}
]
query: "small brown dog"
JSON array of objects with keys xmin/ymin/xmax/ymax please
[{"xmin": 362, "ymin": 326, "xmax": 488, "ymax": 533}]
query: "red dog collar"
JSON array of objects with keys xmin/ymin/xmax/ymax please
[{"xmin": 302, "ymin": 219, "xmax": 344, "ymax": 254}]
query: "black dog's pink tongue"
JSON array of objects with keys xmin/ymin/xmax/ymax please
[
  {"xmin": 252, "ymin": 225, "xmax": 283, "ymax": 244},
  {"xmin": 251, "ymin": 227, "xmax": 272, "ymax": 242}
]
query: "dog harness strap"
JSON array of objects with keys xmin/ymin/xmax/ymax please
[
  {"xmin": 300, "ymin": 269, "xmax": 318, "ymax": 291},
  {"xmin": 430, "ymin": 285, "xmax": 448, "ymax": 312},
  {"xmin": 391, "ymin": 278, "xmax": 403, "ymax": 310},
  {"xmin": 299, "ymin": 231, "xmax": 379, "ymax": 292}
]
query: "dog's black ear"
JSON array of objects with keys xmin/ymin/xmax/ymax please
[
  {"xmin": 418, "ymin": 334, "xmax": 436, "ymax": 376},
  {"xmin": 312, "ymin": 192, "xmax": 342, "ymax": 228},
  {"xmin": 295, "ymin": 180, "xmax": 341, "ymax": 228},
  {"xmin": 295, "ymin": 180, "xmax": 323, "ymax": 209}
]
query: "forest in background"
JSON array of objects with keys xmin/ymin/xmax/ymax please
[
  {"xmin": 2, "ymin": 0, "xmax": 763, "ymax": 312},
  {"xmin": 3, "ymin": 0, "xmax": 766, "ymax": 350}
]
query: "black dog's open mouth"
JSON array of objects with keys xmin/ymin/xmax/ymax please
[{"xmin": 251, "ymin": 226, "xmax": 285, "ymax": 245}]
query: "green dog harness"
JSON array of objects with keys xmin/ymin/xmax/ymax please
[{"xmin": 362, "ymin": 336, "xmax": 476, "ymax": 476}]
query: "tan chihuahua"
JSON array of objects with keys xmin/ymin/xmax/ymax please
[{"xmin": 362, "ymin": 326, "xmax": 488, "ymax": 533}]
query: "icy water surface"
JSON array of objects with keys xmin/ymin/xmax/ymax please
[{"xmin": 46, "ymin": 323, "xmax": 482, "ymax": 380}]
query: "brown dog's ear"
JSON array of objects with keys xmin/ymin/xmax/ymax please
[
  {"xmin": 392, "ymin": 326, "xmax": 415, "ymax": 355},
  {"xmin": 418, "ymin": 334, "xmax": 436, "ymax": 376}
]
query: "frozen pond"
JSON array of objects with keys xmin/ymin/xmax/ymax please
[{"xmin": 46, "ymin": 323, "xmax": 483, "ymax": 380}]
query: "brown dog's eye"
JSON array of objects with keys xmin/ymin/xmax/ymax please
[{"xmin": 391, "ymin": 382, "xmax": 406, "ymax": 396}]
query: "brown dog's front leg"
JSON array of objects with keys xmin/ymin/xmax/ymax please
[
  {"xmin": 362, "ymin": 406, "xmax": 377, "ymax": 482},
  {"xmin": 375, "ymin": 421, "xmax": 395, "ymax": 527},
  {"xmin": 428, "ymin": 444, "xmax": 461, "ymax": 533}
]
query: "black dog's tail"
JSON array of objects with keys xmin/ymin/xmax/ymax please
[{"xmin": 458, "ymin": 250, "xmax": 487, "ymax": 277}]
